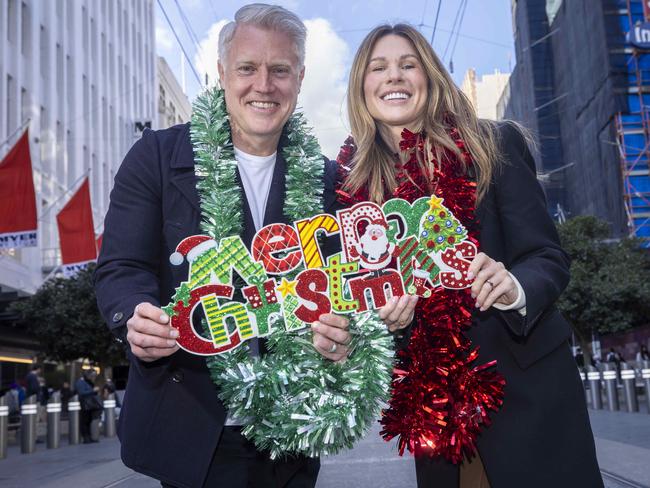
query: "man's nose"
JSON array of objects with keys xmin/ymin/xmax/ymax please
[{"xmin": 253, "ymin": 67, "xmax": 273, "ymax": 92}]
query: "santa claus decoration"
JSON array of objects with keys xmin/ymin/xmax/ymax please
[{"xmin": 351, "ymin": 219, "xmax": 395, "ymax": 275}]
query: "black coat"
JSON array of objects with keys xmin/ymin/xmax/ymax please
[
  {"xmin": 415, "ymin": 123, "xmax": 602, "ymax": 487},
  {"xmin": 94, "ymin": 123, "xmax": 338, "ymax": 488}
]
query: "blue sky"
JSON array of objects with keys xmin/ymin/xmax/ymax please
[{"xmin": 155, "ymin": 0, "xmax": 515, "ymax": 156}]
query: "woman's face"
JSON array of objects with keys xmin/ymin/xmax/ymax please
[{"xmin": 363, "ymin": 34, "xmax": 428, "ymax": 133}]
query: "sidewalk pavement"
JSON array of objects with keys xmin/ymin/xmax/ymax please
[{"xmin": 0, "ymin": 409, "xmax": 647, "ymax": 487}]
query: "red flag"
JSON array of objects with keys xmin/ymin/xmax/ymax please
[
  {"xmin": 0, "ymin": 130, "xmax": 37, "ymax": 249},
  {"xmin": 56, "ymin": 178, "xmax": 96, "ymax": 274}
]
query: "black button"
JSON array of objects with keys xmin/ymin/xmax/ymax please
[
  {"xmin": 171, "ymin": 370, "xmax": 184, "ymax": 383},
  {"xmin": 112, "ymin": 312, "xmax": 124, "ymax": 323}
]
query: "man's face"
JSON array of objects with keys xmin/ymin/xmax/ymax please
[{"xmin": 218, "ymin": 24, "xmax": 304, "ymax": 155}]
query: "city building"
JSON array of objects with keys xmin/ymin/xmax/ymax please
[
  {"xmin": 504, "ymin": 0, "xmax": 650, "ymax": 243},
  {"xmin": 0, "ymin": 0, "xmax": 157, "ymax": 385},
  {"xmin": 157, "ymin": 56, "xmax": 191, "ymax": 129},
  {"xmin": 461, "ymin": 68, "xmax": 510, "ymax": 120}
]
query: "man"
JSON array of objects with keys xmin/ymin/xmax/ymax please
[
  {"xmin": 24, "ymin": 365, "xmax": 41, "ymax": 400},
  {"xmin": 95, "ymin": 5, "xmax": 353, "ymax": 487}
]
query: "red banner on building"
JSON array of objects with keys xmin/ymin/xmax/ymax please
[
  {"xmin": 56, "ymin": 178, "xmax": 96, "ymax": 276},
  {"xmin": 0, "ymin": 130, "xmax": 38, "ymax": 249}
]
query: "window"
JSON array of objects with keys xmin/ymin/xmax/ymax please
[
  {"xmin": 56, "ymin": 121, "xmax": 64, "ymax": 178},
  {"xmin": 66, "ymin": 129, "xmax": 74, "ymax": 185},
  {"xmin": 56, "ymin": 43, "xmax": 63, "ymax": 98},
  {"xmin": 7, "ymin": 0, "xmax": 17, "ymax": 43},
  {"xmin": 21, "ymin": 1, "xmax": 30, "ymax": 56},
  {"xmin": 40, "ymin": 106, "xmax": 49, "ymax": 172},
  {"xmin": 82, "ymin": 6, "xmax": 88, "ymax": 58},
  {"xmin": 20, "ymin": 87, "xmax": 29, "ymax": 125},
  {"xmin": 83, "ymin": 75, "xmax": 89, "ymax": 123},
  {"xmin": 40, "ymin": 25, "xmax": 48, "ymax": 78},
  {"xmin": 6, "ymin": 75, "xmax": 16, "ymax": 132}
]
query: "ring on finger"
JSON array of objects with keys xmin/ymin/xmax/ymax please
[
  {"xmin": 486, "ymin": 280, "xmax": 494, "ymax": 289},
  {"xmin": 328, "ymin": 343, "xmax": 338, "ymax": 353}
]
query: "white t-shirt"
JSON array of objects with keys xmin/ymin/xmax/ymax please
[
  {"xmin": 234, "ymin": 147, "xmax": 277, "ymax": 231},
  {"xmin": 225, "ymin": 147, "xmax": 276, "ymax": 426}
]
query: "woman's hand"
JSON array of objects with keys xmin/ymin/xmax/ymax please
[
  {"xmin": 468, "ymin": 252, "xmax": 519, "ymax": 311},
  {"xmin": 378, "ymin": 294, "xmax": 418, "ymax": 332}
]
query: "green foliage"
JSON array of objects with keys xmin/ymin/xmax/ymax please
[
  {"xmin": 9, "ymin": 264, "xmax": 125, "ymax": 365},
  {"xmin": 557, "ymin": 216, "xmax": 650, "ymax": 338}
]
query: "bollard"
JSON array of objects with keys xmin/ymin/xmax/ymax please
[
  {"xmin": 67, "ymin": 395, "xmax": 80, "ymax": 445},
  {"xmin": 46, "ymin": 391, "xmax": 62, "ymax": 449},
  {"xmin": 602, "ymin": 363, "xmax": 620, "ymax": 411},
  {"xmin": 621, "ymin": 365, "xmax": 639, "ymax": 413},
  {"xmin": 20, "ymin": 394, "xmax": 38, "ymax": 454},
  {"xmin": 579, "ymin": 370, "xmax": 590, "ymax": 407},
  {"xmin": 642, "ymin": 362, "xmax": 650, "ymax": 414},
  {"xmin": 0, "ymin": 394, "xmax": 8, "ymax": 459},
  {"xmin": 103, "ymin": 394, "xmax": 117, "ymax": 438},
  {"xmin": 587, "ymin": 367, "xmax": 602, "ymax": 410}
]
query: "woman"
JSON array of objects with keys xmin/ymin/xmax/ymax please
[{"xmin": 337, "ymin": 24, "xmax": 602, "ymax": 487}]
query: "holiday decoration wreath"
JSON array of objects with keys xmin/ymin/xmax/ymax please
[{"xmin": 188, "ymin": 87, "xmax": 395, "ymax": 459}]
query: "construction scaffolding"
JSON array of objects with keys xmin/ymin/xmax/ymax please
[{"xmin": 615, "ymin": 0, "xmax": 650, "ymax": 246}]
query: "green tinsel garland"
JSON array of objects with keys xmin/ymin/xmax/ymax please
[{"xmin": 189, "ymin": 87, "xmax": 394, "ymax": 459}]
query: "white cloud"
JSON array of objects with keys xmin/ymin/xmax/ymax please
[
  {"xmin": 194, "ymin": 20, "xmax": 229, "ymax": 88},
  {"xmin": 300, "ymin": 18, "xmax": 350, "ymax": 159},
  {"xmin": 194, "ymin": 18, "xmax": 351, "ymax": 158},
  {"xmin": 155, "ymin": 25, "xmax": 173, "ymax": 52}
]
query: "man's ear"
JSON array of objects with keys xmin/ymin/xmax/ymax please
[
  {"xmin": 298, "ymin": 66, "xmax": 305, "ymax": 92},
  {"xmin": 218, "ymin": 61, "xmax": 225, "ymax": 85}
]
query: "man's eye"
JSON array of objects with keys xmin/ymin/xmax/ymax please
[
  {"xmin": 273, "ymin": 67, "xmax": 290, "ymax": 75},
  {"xmin": 238, "ymin": 66, "xmax": 254, "ymax": 73}
]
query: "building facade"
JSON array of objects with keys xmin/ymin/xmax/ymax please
[
  {"xmin": 505, "ymin": 0, "xmax": 650, "ymax": 242},
  {"xmin": 157, "ymin": 56, "xmax": 191, "ymax": 129},
  {"xmin": 461, "ymin": 68, "xmax": 510, "ymax": 121},
  {"xmin": 0, "ymin": 0, "xmax": 156, "ymax": 382}
]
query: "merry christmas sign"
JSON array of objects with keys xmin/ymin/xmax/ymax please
[{"xmin": 164, "ymin": 196, "xmax": 477, "ymax": 355}]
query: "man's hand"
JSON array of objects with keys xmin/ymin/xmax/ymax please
[
  {"xmin": 311, "ymin": 313, "xmax": 350, "ymax": 362},
  {"xmin": 126, "ymin": 302, "xmax": 179, "ymax": 362},
  {"xmin": 379, "ymin": 295, "xmax": 418, "ymax": 332}
]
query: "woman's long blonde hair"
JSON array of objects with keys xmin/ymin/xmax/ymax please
[{"xmin": 345, "ymin": 23, "xmax": 500, "ymax": 204}]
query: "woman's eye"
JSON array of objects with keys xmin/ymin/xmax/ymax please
[
  {"xmin": 371, "ymin": 65, "xmax": 385, "ymax": 72},
  {"xmin": 402, "ymin": 64, "xmax": 415, "ymax": 70}
]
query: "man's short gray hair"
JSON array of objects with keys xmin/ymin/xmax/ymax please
[{"xmin": 218, "ymin": 3, "xmax": 307, "ymax": 67}]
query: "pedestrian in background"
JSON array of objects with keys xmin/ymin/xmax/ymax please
[
  {"xmin": 24, "ymin": 365, "xmax": 41, "ymax": 401},
  {"xmin": 75, "ymin": 369, "xmax": 102, "ymax": 443},
  {"xmin": 636, "ymin": 344, "xmax": 650, "ymax": 363},
  {"xmin": 60, "ymin": 381, "xmax": 74, "ymax": 415}
]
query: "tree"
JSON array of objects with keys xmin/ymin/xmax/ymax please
[
  {"xmin": 9, "ymin": 264, "xmax": 125, "ymax": 366},
  {"xmin": 557, "ymin": 216, "xmax": 650, "ymax": 342}
]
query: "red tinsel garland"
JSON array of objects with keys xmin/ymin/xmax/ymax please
[{"xmin": 336, "ymin": 128, "xmax": 505, "ymax": 464}]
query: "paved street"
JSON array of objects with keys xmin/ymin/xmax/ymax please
[{"xmin": 0, "ymin": 409, "xmax": 648, "ymax": 487}]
